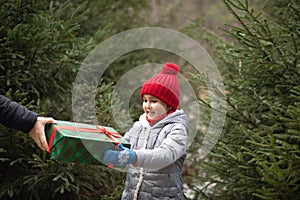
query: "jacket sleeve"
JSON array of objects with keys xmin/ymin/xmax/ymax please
[
  {"xmin": 0, "ymin": 95, "xmax": 38, "ymax": 133},
  {"xmin": 123, "ymin": 121, "xmax": 142, "ymax": 147},
  {"xmin": 134, "ymin": 123, "xmax": 188, "ymax": 170}
]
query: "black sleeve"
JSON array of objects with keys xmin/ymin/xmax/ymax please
[{"xmin": 0, "ymin": 95, "xmax": 38, "ymax": 133}]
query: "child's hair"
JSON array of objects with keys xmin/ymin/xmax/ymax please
[{"xmin": 140, "ymin": 63, "xmax": 180, "ymax": 111}]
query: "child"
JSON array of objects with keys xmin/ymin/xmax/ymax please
[{"xmin": 103, "ymin": 63, "xmax": 189, "ymax": 199}]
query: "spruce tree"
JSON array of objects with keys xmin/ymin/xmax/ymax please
[
  {"xmin": 186, "ymin": 0, "xmax": 300, "ymax": 199},
  {"xmin": 0, "ymin": 0, "xmax": 148, "ymax": 199}
]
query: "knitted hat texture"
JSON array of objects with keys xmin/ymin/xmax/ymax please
[{"xmin": 140, "ymin": 63, "xmax": 180, "ymax": 111}]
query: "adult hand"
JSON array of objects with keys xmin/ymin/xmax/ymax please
[{"xmin": 29, "ymin": 117, "xmax": 56, "ymax": 151}]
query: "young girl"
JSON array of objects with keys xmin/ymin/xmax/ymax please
[{"xmin": 103, "ymin": 63, "xmax": 189, "ymax": 199}]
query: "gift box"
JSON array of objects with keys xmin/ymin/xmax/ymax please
[{"xmin": 45, "ymin": 120, "xmax": 130, "ymax": 166}]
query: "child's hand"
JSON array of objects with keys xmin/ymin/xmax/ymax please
[{"xmin": 102, "ymin": 144, "xmax": 137, "ymax": 167}]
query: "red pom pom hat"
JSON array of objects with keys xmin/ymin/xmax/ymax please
[{"xmin": 140, "ymin": 63, "xmax": 180, "ymax": 111}]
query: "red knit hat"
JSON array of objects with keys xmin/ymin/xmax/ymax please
[{"xmin": 140, "ymin": 63, "xmax": 180, "ymax": 111}]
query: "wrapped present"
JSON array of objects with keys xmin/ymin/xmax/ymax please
[{"xmin": 45, "ymin": 120, "xmax": 130, "ymax": 166}]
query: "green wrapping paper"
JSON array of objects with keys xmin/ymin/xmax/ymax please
[{"xmin": 45, "ymin": 120, "xmax": 130, "ymax": 166}]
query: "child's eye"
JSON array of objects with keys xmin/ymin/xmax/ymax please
[{"xmin": 143, "ymin": 99, "xmax": 148, "ymax": 103}]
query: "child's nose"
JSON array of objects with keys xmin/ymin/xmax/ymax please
[{"xmin": 145, "ymin": 101, "xmax": 151, "ymax": 108}]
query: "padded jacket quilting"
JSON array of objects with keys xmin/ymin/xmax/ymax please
[
  {"xmin": 0, "ymin": 95, "xmax": 37, "ymax": 133},
  {"xmin": 122, "ymin": 109, "xmax": 188, "ymax": 200}
]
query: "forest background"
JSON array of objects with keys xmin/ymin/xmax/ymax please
[{"xmin": 0, "ymin": 0, "xmax": 299, "ymax": 199}]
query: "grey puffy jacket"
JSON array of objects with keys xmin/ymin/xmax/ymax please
[{"xmin": 122, "ymin": 109, "xmax": 188, "ymax": 200}]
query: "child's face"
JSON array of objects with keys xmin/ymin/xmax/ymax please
[{"xmin": 142, "ymin": 94, "xmax": 168, "ymax": 119}]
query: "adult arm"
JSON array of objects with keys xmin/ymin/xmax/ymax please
[
  {"xmin": 0, "ymin": 95, "xmax": 37, "ymax": 132},
  {"xmin": 0, "ymin": 95, "xmax": 56, "ymax": 151}
]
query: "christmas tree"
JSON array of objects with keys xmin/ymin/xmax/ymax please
[
  {"xmin": 0, "ymin": 0, "xmax": 147, "ymax": 199},
  {"xmin": 188, "ymin": 0, "xmax": 300, "ymax": 199}
]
